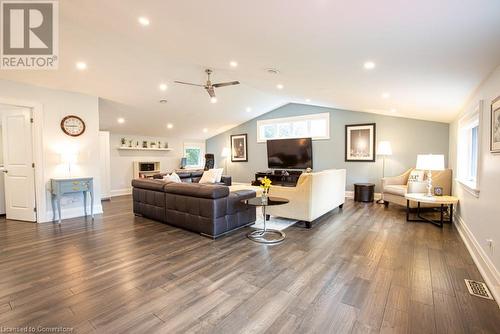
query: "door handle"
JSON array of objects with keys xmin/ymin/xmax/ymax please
[{"xmin": 2, "ymin": 170, "xmax": 7, "ymax": 173}]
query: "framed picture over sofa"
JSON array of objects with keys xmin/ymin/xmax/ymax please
[
  {"xmin": 345, "ymin": 123, "xmax": 376, "ymax": 162},
  {"xmin": 231, "ymin": 134, "xmax": 248, "ymax": 162}
]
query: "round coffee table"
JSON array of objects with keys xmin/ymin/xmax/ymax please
[{"xmin": 242, "ymin": 196, "xmax": 289, "ymax": 244}]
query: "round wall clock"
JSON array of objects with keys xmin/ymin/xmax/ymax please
[{"xmin": 61, "ymin": 115, "xmax": 86, "ymax": 137}]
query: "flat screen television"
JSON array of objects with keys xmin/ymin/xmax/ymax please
[{"xmin": 267, "ymin": 138, "xmax": 313, "ymax": 169}]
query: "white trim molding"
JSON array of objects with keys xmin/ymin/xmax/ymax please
[
  {"xmin": 110, "ymin": 188, "xmax": 132, "ymax": 197},
  {"xmin": 345, "ymin": 191, "xmax": 382, "ymax": 200},
  {"xmin": 44, "ymin": 204, "xmax": 103, "ymax": 223},
  {"xmin": 455, "ymin": 213, "xmax": 500, "ymax": 307},
  {"xmin": 456, "ymin": 178, "xmax": 480, "ymax": 198}
]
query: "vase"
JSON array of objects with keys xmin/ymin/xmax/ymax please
[{"xmin": 261, "ymin": 191, "xmax": 268, "ymax": 204}]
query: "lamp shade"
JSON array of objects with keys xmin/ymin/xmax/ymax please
[
  {"xmin": 416, "ymin": 154, "xmax": 445, "ymax": 171},
  {"xmin": 60, "ymin": 152, "xmax": 77, "ymax": 164},
  {"xmin": 221, "ymin": 147, "xmax": 230, "ymax": 158},
  {"xmin": 377, "ymin": 141, "xmax": 392, "ymax": 156}
]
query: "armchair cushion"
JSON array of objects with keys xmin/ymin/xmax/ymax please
[{"xmin": 383, "ymin": 185, "xmax": 407, "ymax": 197}]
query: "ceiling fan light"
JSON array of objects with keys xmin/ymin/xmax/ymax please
[{"xmin": 210, "ymin": 97, "xmax": 218, "ymax": 103}]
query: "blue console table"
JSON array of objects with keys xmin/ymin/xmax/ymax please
[{"xmin": 51, "ymin": 177, "xmax": 94, "ymax": 223}]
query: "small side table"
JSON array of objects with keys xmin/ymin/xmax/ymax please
[
  {"xmin": 405, "ymin": 193, "xmax": 458, "ymax": 228},
  {"xmin": 354, "ymin": 183, "xmax": 375, "ymax": 202},
  {"xmin": 242, "ymin": 196, "xmax": 289, "ymax": 244},
  {"xmin": 51, "ymin": 177, "xmax": 94, "ymax": 224}
]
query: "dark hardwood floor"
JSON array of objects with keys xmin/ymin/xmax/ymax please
[{"xmin": 0, "ymin": 196, "xmax": 499, "ymax": 333}]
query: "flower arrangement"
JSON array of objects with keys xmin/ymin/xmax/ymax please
[{"xmin": 260, "ymin": 176, "xmax": 272, "ymax": 200}]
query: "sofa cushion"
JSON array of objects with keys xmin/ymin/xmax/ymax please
[
  {"xmin": 191, "ymin": 170, "xmax": 204, "ymax": 178},
  {"xmin": 131, "ymin": 179, "xmax": 169, "ymax": 191},
  {"xmin": 384, "ymin": 184, "xmax": 407, "ymax": 196},
  {"xmin": 165, "ymin": 182, "xmax": 229, "ymax": 199}
]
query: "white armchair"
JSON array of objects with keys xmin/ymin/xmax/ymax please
[
  {"xmin": 382, "ymin": 168, "xmax": 452, "ymax": 208},
  {"xmin": 266, "ymin": 169, "xmax": 346, "ymax": 227}
]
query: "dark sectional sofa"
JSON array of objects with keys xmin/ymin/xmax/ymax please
[{"xmin": 132, "ymin": 178, "xmax": 256, "ymax": 238}]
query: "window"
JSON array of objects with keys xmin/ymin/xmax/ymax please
[
  {"xmin": 183, "ymin": 142, "xmax": 205, "ymax": 168},
  {"xmin": 257, "ymin": 113, "xmax": 330, "ymax": 142},
  {"xmin": 457, "ymin": 102, "xmax": 482, "ymax": 196}
]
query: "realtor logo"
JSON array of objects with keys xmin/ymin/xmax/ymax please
[{"xmin": 1, "ymin": 0, "xmax": 58, "ymax": 69}]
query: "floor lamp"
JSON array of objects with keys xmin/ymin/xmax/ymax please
[
  {"xmin": 377, "ymin": 141, "xmax": 392, "ymax": 204},
  {"xmin": 221, "ymin": 147, "xmax": 230, "ymax": 175}
]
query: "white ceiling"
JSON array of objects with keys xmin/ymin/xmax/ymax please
[{"xmin": 1, "ymin": 0, "xmax": 500, "ymax": 140}]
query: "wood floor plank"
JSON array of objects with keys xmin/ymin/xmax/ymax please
[{"xmin": 0, "ymin": 196, "xmax": 498, "ymax": 333}]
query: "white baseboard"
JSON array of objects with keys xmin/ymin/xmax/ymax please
[
  {"xmin": 455, "ymin": 213, "xmax": 500, "ymax": 307},
  {"xmin": 41, "ymin": 204, "xmax": 103, "ymax": 223},
  {"xmin": 110, "ymin": 188, "xmax": 132, "ymax": 197},
  {"xmin": 345, "ymin": 191, "xmax": 382, "ymax": 200}
]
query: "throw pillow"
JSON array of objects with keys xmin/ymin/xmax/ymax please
[
  {"xmin": 163, "ymin": 172, "xmax": 182, "ymax": 183},
  {"xmin": 170, "ymin": 172, "xmax": 182, "ymax": 183},
  {"xmin": 408, "ymin": 170, "xmax": 425, "ymax": 183},
  {"xmin": 199, "ymin": 169, "xmax": 217, "ymax": 184},
  {"xmin": 210, "ymin": 168, "xmax": 224, "ymax": 183}
]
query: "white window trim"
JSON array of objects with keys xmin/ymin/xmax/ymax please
[
  {"xmin": 456, "ymin": 100, "xmax": 483, "ymax": 197},
  {"xmin": 256, "ymin": 112, "xmax": 330, "ymax": 143},
  {"xmin": 183, "ymin": 142, "xmax": 205, "ymax": 169}
]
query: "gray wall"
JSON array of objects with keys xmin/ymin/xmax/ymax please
[{"xmin": 206, "ymin": 103, "xmax": 449, "ymax": 191}]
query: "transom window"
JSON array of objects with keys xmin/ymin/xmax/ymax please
[{"xmin": 256, "ymin": 113, "xmax": 330, "ymax": 142}]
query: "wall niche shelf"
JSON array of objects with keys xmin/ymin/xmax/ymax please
[{"xmin": 117, "ymin": 147, "xmax": 172, "ymax": 152}]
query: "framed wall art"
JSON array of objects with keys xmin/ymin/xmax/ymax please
[
  {"xmin": 345, "ymin": 123, "xmax": 376, "ymax": 162},
  {"xmin": 231, "ymin": 134, "xmax": 248, "ymax": 162}
]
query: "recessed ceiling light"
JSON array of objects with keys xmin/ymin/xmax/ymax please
[
  {"xmin": 363, "ymin": 61, "xmax": 376, "ymax": 70},
  {"xmin": 159, "ymin": 99, "xmax": 168, "ymax": 103},
  {"xmin": 117, "ymin": 118, "xmax": 125, "ymax": 124},
  {"xmin": 167, "ymin": 123, "xmax": 173, "ymax": 129},
  {"xmin": 229, "ymin": 61, "xmax": 238, "ymax": 68},
  {"xmin": 159, "ymin": 83, "xmax": 167, "ymax": 91},
  {"xmin": 390, "ymin": 108, "xmax": 397, "ymax": 113},
  {"xmin": 276, "ymin": 84, "xmax": 284, "ymax": 90},
  {"xmin": 246, "ymin": 107, "xmax": 252, "ymax": 112},
  {"xmin": 138, "ymin": 17, "xmax": 150, "ymax": 26},
  {"xmin": 382, "ymin": 92, "xmax": 390, "ymax": 99},
  {"xmin": 305, "ymin": 98, "xmax": 311, "ymax": 103},
  {"xmin": 76, "ymin": 62, "xmax": 87, "ymax": 70},
  {"xmin": 210, "ymin": 97, "xmax": 218, "ymax": 103},
  {"xmin": 203, "ymin": 128, "xmax": 208, "ymax": 133}
]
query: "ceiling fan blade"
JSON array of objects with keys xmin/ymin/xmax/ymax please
[
  {"xmin": 174, "ymin": 81, "xmax": 205, "ymax": 87},
  {"xmin": 212, "ymin": 81, "xmax": 240, "ymax": 88},
  {"xmin": 206, "ymin": 87, "xmax": 216, "ymax": 98}
]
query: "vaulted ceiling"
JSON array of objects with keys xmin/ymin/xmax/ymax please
[{"xmin": 1, "ymin": 0, "xmax": 500, "ymax": 139}]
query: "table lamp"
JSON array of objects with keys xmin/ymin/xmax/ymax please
[
  {"xmin": 377, "ymin": 141, "xmax": 392, "ymax": 204},
  {"xmin": 416, "ymin": 154, "xmax": 445, "ymax": 197},
  {"xmin": 221, "ymin": 147, "xmax": 230, "ymax": 175},
  {"xmin": 60, "ymin": 152, "xmax": 77, "ymax": 177}
]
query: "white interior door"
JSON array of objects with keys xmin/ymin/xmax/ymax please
[{"xmin": 2, "ymin": 108, "xmax": 36, "ymax": 221}]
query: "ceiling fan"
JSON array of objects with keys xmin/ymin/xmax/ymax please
[{"xmin": 174, "ymin": 69, "xmax": 240, "ymax": 103}]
